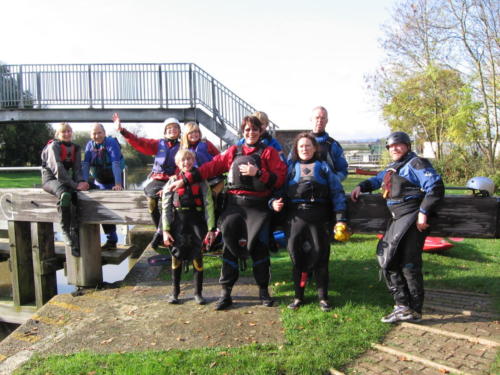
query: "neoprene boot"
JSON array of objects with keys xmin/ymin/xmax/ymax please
[
  {"xmin": 259, "ymin": 287, "xmax": 274, "ymax": 307},
  {"xmin": 168, "ymin": 266, "xmax": 182, "ymax": 304},
  {"xmin": 194, "ymin": 270, "xmax": 206, "ymax": 305},
  {"xmin": 61, "ymin": 206, "xmax": 80, "ymax": 257},
  {"xmin": 214, "ymin": 286, "xmax": 232, "ymax": 310}
]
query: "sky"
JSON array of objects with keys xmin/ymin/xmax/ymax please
[{"xmin": 1, "ymin": 0, "xmax": 397, "ymax": 141}]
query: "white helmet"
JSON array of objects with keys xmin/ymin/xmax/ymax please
[{"xmin": 466, "ymin": 176, "xmax": 495, "ymax": 197}]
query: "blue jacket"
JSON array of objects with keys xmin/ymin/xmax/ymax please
[
  {"xmin": 82, "ymin": 136, "xmax": 124, "ymax": 185},
  {"xmin": 313, "ymin": 132, "xmax": 348, "ymax": 181},
  {"xmin": 358, "ymin": 152, "xmax": 444, "ymax": 215}
]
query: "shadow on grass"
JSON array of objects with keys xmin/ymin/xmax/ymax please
[
  {"xmin": 271, "ymin": 256, "xmax": 392, "ymax": 311},
  {"xmin": 430, "ymin": 243, "xmax": 492, "ymax": 263}
]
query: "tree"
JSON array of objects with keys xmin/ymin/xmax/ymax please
[
  {"xmin": 0, "ymin": 123, "xmax": 53, "ymax": 166},
  {"xmin": 446, "ymin": 0, "xmax": 499, "ymax": 170},
  {"xmin": 369, "ymin": 0, "xmax": 499, "ymax": 172},
  {"xmin": 382, "ymin": 65, "xmax": 478, "ymax": 159}
]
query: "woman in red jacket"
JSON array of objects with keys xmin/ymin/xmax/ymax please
[
  {"xmin": 113, "ymin": 113, "xmax": 180, "ymax": 249},
  {"xmin": 168, "ymin": 116, "xmax": 286, "ymax": 310}
]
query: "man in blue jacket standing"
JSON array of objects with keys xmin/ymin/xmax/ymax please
[
  {"xmin": 351, "ymin": 131, "xmax": 444, "ymax": 323},
  {"xmin": 309, "ymin": 106, "xmax": 348, "ymax": 182},
  {"xmin": 82, "ymin": 123, "xmax": 125, "ymax": 250}
]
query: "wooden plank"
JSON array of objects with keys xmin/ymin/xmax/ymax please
[
  {"xmin": 101, "ymin": 245, "xmax": 138, "ymax": 265},
  {"xmin": 347, "ymin": 194, "xmax": 500, "ymax": 238},
  {"xmin": 0, "ymin": 301, "xmax": 36, "ymax": 324},
  {"xmin": 30, "ymin": 222, "xmax": 57, "ymax": 309},
  {"xmin": 8, "ymin": 221, "xmax": 35, "ymax": 306},
  {"xmin": 0, "ymin": 189, "xmax": 150, "ymax": 224},
  {"xmin": 0, "ymin": 189, "xmax": 499, "ymax": 237},
  {"xmin": 65, "ymin": 224, "xmax": 103, "ymax": 287}
]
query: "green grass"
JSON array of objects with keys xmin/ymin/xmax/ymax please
[
  {"xmin": 15, "ymin": 234, "xmax": 499, "ymax": 375},
  {"xmin": 0, "ymin": 171, "xmax": 41, "ymax": 188}
]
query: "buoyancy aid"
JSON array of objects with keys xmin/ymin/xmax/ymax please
[
  {"xmin": 316, "ymin": 136, "xmax": 335, "ymax": 165},
  {"xmin": 43, "ymin": 140, "xmax": 76, "ymax": 170},
  {"xmin": 287, "ymin": 161, "xmax": 330, "ymax": 203},
  {"xmin": 88, "ymin": 138, "xmax": 125, "ymax": 183},
  {"xmin": 190, "ymin": 141, "xmax": 213, "ymax": 167},
  {"xmin": 227, "ymin": 145, "xmax": 267, "ymax": 192},
  {"xmin": 381, "ymin": 154, "xmax": 423, "ymax": 201},
  {"xmin": 382, "ymin": 154, "xmax": 424, "ymax": 218},
  {"xmin": 152, "ymin": 139, "xmax": 179, "ymax": 176},
  {"xmin": 173, "ymin": 182, "xmax": 203, "ymax": 210}
]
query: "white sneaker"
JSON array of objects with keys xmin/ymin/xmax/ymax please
[{"xmin": 381, "ymin": 305, "xmax": 414, "ymax": 323}]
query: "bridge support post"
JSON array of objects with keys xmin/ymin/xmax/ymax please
[
  {"xmin": 8, "ymin": 221, "xmax": 35, "ymax": 306},
  {"xmin": 66, "ymin": 224, "xmax": 103, "ymax": 287},
  {"xmin": 31, "ymin": 222, "xmax": 58, "ymax": 308}
]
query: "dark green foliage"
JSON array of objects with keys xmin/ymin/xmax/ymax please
[{"xmin": 0, "ymin": 123, "xmax": 53, "ymax": 166}]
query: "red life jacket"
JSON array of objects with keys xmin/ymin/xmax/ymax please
[
  {"xmin": 45, "ymin": 140, "xmax": 76, "ymax": 170},
  {"xmin": 173, "ymin": 182, "xmax": 203, "ymax": 209}
]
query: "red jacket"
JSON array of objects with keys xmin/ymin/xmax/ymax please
[{"xmin": 185, "ymin": 144, "xmax": 286, "ymax": 197}]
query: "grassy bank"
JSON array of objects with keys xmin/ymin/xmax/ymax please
[
  {"xmin": 16, "ymin": 233, "xmax": 499, "ymax": 375},
  {"xmin": 0, "ymin": 171, "xmax": 40, "ymax": 188}
]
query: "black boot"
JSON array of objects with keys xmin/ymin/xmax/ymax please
[
  {"xmin": 168, "ymin": 267, "xmax": 181, "ymax": 304},
  {"xmin": 70, "ymin": 227, "xmax": 80, "ymax": 257},
  {"xmin": 101, "ymin": 240, "xmax": 117, "ymax": 251},
  {"xmin": 194, "ymin": 270, "xmax": 206, "ymax": 305},
  {"xmin": 259, "ymin": 288, "xmax": 274, "ymax": 307},
  {"xmin": 215, "ymin": 287, "xmax": 233, "ymax": 310}
]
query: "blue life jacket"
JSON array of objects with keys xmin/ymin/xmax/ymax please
[
  {"xmin": 287, "ymin": 161, "xmax": 330, "ymax": 203},
  {"xmin": 285, "ymin": 159, "xmax": 347, "ymax": 212},
  {"xmin": 152, "ymin": 139, "xmax": 179, "ymax": 176},
  {"xmin": 191, "ymin": 141, "xmax": 213, "ymax": 167}
]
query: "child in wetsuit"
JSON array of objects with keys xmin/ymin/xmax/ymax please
[{"xmin": 162, "ymin": 149, "xmax": 217, "ymax": 304}]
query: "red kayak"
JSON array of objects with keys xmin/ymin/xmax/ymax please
[{"xmin": 375, "ymin": 234, "xmax": 454, "ymax": 252}]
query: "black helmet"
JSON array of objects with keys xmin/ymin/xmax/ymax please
[{"xmin": 386, "ymin": 131, "xmax": 411, "ymax": 149}]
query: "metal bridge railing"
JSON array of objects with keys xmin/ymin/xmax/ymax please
[{"xmin": 0, "ymin": 63, "xmax": 278, "ymax": 133}]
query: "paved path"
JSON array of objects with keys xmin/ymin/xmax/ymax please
[
  {"xmin": 0, "ymin": 248, "xmax": 283, "ymax": 374},
  {"xmin": 337, "ymin": 289, "xmax": 499, "ymax": 375}
]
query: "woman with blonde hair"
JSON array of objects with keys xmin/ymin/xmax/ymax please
[
  {"xmin": 41, "ymin": 123, "xmax": 89, "ymax": 257},
  {"xmin": 181, "ymin": 122, "xmax": 220, "ymax": 166},
  {"xmin": 181, "ymin": 121, "xmax": 223, "ymax": 194}
]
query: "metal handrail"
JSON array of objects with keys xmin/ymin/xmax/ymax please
[{"xmin": 0, "ymin": 63, "xmax": 278, "ymax": 133}]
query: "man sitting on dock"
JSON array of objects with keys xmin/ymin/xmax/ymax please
[{"xmin": 82, "ymin": 123, "xmax": 125, "ymax": 250}]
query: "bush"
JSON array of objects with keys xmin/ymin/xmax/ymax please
[{"xmin": 432, "ymin": 150, "xmax": 499, "ymax": 194}]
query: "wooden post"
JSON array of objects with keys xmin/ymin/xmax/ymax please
[
  {"xmin": 66, "ymin": 224, "xmax": 102, "ymax": 287},
  {"xmin": 8, "ymin": 221, "xmax": 35, "ymax": 306},
  {"xmin": 31, "ymin": 222, "xmax": 58, "ymax": 308}
]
